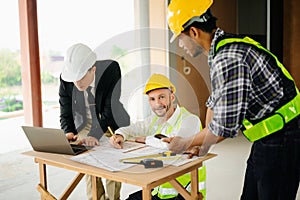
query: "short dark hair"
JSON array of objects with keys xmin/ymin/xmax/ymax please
[{"xmin": 183, "ymin": 9, "xmax": 217, "ymax": 34}]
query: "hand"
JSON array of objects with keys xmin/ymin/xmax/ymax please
[
  {"xmin": 183, "ymin": 145, "xmax": 211, "ymax": 158},
  {"xmin": 135, "ymin": 136, "xmax": 146, "ymax": 144},
  {"xmin": 79, "ymin": 136, "xmax": 99, "ymax": 147},
  {"xmin": 162, "ymin": 136, "xmax": 192, "ymax": 154},
  {"xmin": 109, "ymin": 134, "xmax": 124, "ymax": 149},
  {"xmin": 66, "ymin": 132, "xmax": 78, "ymax": 142}
]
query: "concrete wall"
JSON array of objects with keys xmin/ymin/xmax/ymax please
[{"xmin": 283, "ymin": 0, "xmax": 300, "ymax": 88}]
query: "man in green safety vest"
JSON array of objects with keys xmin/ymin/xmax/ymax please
[
  {"xmin": 110, "ymin": 73, "xmax": 206, "ymax": 200},
  {"xmin": 165, "ymin": 0, "xmax": 300, "ymax": 199}
]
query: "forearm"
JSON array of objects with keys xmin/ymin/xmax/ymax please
[
  {"xmin": 193, "ymin": 108, "xmax": 224, "ymax": 147},
  {"xmin": 59, "ymin": 81, "xmax": 76, "ymax": 133},
  {"xmin": 60, "ymin": 112, "xmax": 77, "ymax": 134},
  {"xmin": 115, "ymin": 126, "xmax": 140, "ymax": 141},
  {"xmin": 115, "ymin": 119, "xmax": 151, "ymax": 141},
  {"xmin": 190, "ymin": 127, "xmax": 225, "ymax": 147},
  {"xmin": 205, "ymin": 108, "xmax": 213, "ymax": 127},
  {"xmin": 166, "ymin": 122, "xmax": 225, "ymax": 154}
]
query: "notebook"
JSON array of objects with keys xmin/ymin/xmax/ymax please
[{"xmin": 22, "ymin": 126, "xmax": 88, "ymax": 155}]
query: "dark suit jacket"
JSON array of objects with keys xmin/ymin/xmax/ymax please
[{"xmin": 59, "ymin": 60, "xmax": 130, "ymax": 139}]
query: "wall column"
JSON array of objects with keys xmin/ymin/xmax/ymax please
[{"xmin": 18, "ymin": 0, "xmax": 43, "ymax": 126}]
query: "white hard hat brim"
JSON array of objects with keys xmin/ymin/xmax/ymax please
[{"xmin": 61, "ymin": 51, "xmax": 97, "ymax": 82}]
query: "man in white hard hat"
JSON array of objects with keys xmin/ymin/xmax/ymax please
[
  {"xmin": 110, "ymin": 74, "xmax": 206, "ymax": 200},
  {"xmin": 59, "ymin": 43, "xmax": 130, "ymax": 200}
]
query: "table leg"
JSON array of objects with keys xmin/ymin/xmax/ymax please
[
  {"xmin": 36, "ymin": 162, "xmax": 57, "ymax": 200},
  {"xmin": 142, "ymin": 186, "xmax": 152, "ymax": 200},
  {"xmin": 60, "ymin": 173, "xmax": 85, "ymax": 200},
  {"xmin": 39, "ymin": 163, "xmax": 47, "ymax": 189},
  {"xmin": 191, "ymin": 168, "xmax": 199, "ymax": 200},
  {"xmin": 37, "ymin": 184, "xmax": 56, "ymax": 200},
  {"xmin": 169, "ymin": 179, "xmax": 190, "ymax": 199},
  {"xmin": 92, "ymin": 176, "xmax": 98, "ymax": 200}
]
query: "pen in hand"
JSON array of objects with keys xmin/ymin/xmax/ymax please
[
  {"xmin": 108, "ymin": 126, "xmax": 123, "ymax": 148},
  {"xmin": 108, "ymin": 126, "xmax": 115, "ymax": 137}
]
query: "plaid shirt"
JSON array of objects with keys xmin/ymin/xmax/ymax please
[{"xmin": 206, "ymin": 28, "xmax": 295, "ymax": 138}]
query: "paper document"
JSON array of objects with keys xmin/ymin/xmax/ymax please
[
  {"xmin": 119, "ymin": 141, "xmax": 147, "ymax": 153},
  {"xmin": 70, "ymin": 137, "xmax": 196, "ymax": 171}
]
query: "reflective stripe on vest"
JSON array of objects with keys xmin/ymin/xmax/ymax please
[
  {"xmin": 156, "ymin": 181, "xmax": 206, "ymax": 196},
  {"xmin": 152, "ymin": 165, "xmax": 207, "ymax": 199},
  {"xmin": 243, "ymin": 93, "xmax": 300, "ymax": 141},
  {"xmin": 149, "ymin": 107, "xmax": 206, "ymax": 199},
  {"xmin": 216, "ymin": 37, "xmax": 300, "ymax": 142}
]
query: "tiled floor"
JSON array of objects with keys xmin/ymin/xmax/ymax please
[{"xmin": 0, "ymin": 108, "xmax": 299, "ymax": 199}]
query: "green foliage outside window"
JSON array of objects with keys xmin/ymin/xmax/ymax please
[
  {"xmin": 0, "ymin": 97, "xmax": 23, "ymax": 112},
  {"xmin": 0, "ymin": 49, "xmax": 23, "ymax": 113},
  {"xmin": 0, "ymin": 49, "xmax": 21, "ymax": 87},
  {"xmin": 41, "ymin": 71, "xmax": 57, "ymax": 84}
]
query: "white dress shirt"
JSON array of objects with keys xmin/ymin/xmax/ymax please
[
  {"xmin": 115, "ymin": 105, "xmax": 201, "ymax": 150},
  {"xmin": 84, "ymin": 78, "xmax": 96, "ymax": 119}
]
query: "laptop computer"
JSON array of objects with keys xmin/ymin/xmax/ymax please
[{"xmin": 22, "ymin": 126, "xmax": 88, "ymax": 155}]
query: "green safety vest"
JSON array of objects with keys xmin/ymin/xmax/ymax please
[
  {"xmin": 215, "ymin": 36, "xmax": 300, "ymax": 142},
  {"xmin": 149, "ymin": 107, "xmax": 206, "ymax": 199}
]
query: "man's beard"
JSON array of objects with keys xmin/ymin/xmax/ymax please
[
  {"xmin": 191, "ymin": 44, "xmax": 205, "ymax": 57},
  {"xmin": 153, "ymin": 100, "xmax": 172, "ymax": 118}
]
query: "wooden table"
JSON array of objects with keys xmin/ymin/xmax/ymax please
[{"xmin": 23, "ymin": 151, "xmax": 216, "ymax": 200}]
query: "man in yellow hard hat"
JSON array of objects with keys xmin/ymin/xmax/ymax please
[
  {"xmin": 166, "ymin": 0, "xmax": 300, "ymax": 199},
  {"xmin": 110, "ymin": 74, "xmax": 206, "ymax": 200}
]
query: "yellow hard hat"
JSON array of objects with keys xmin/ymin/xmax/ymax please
[
  {"xmin": 167, "ymin": 0, "xmax": 213, "ymax": 42},
  {"xmin": 144, "ymin": 74, "xmax": 176, "ymax": 94}
]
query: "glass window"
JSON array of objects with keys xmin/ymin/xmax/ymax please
[
  {"xmin": 37, "ymin": 0, "xmax": 135, "ymax": 127},
  {"xmin": 0, "ymin": 0, "xmax": 24, "ymax": 153},
  {"xmin": 0, "ymin": 0, "xmax": 135, "ymax": 154}
]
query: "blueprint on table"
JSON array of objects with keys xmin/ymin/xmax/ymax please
[{"xmin": 70, "ymin": 137, "xmax": 195, "ymax": 171}]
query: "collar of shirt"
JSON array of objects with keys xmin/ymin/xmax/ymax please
[
  {"xmin": 86, "ymin": 76, "xmax": 96, "ymax": 96},
  {"xmin": 208, "ymin": 28, "xmax": 224, "ymax": 67}
]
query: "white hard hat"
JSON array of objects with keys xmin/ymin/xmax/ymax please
[{"xmin": 61, "ymin": 43, "xmax": 97, "ymax": 82}]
